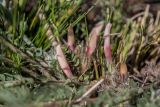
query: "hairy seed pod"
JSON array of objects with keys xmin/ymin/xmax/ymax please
[
  {"xmin": 86, "ymin": 21, "xmax": 104, "ymax": 57},
  {"xmin": 56, "ymin": 44, "xmax": 73, "ymax": 78},
  {"xmin": 103, "ymin": 23, "xmax": 112, "ymax": 63}
]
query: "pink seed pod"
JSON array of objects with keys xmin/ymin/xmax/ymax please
[
  {"xmin": 86, "ymin": 21, "xmax": 104, "ymax": 57},
  {"xmin": 56, "ymin": 44, "xmax": 73, "ymax": 78},
  {"xmin": 67, "ymin": 25, "xmax": 75, "ymax": 52},
  {"xmin": 103, "ymin": 23, "xmax": 112, "ymax": 63}
]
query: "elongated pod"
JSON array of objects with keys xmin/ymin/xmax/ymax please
[
  {"xmin": 104, "ymin": 23, "xmax": 112, "ymax": 63},
  {"xmin": 56, "ymin": 44, "xmax": 73, "ymax": 78},
  {"xmin": 86, "ymin": 21, "xmax": 104, "ymax": 57}
]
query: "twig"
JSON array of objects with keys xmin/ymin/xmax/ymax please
[
  {"xmin": 141, "ymin": 73, "xmax": 149, "ymax": 87},
  {"xmin": 129, "ymin": 75, "xmax": 144, "ymax": 83},
  {"xmin": 75, "ymin": 78, "xmax": 104, "ymax": 103}
]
